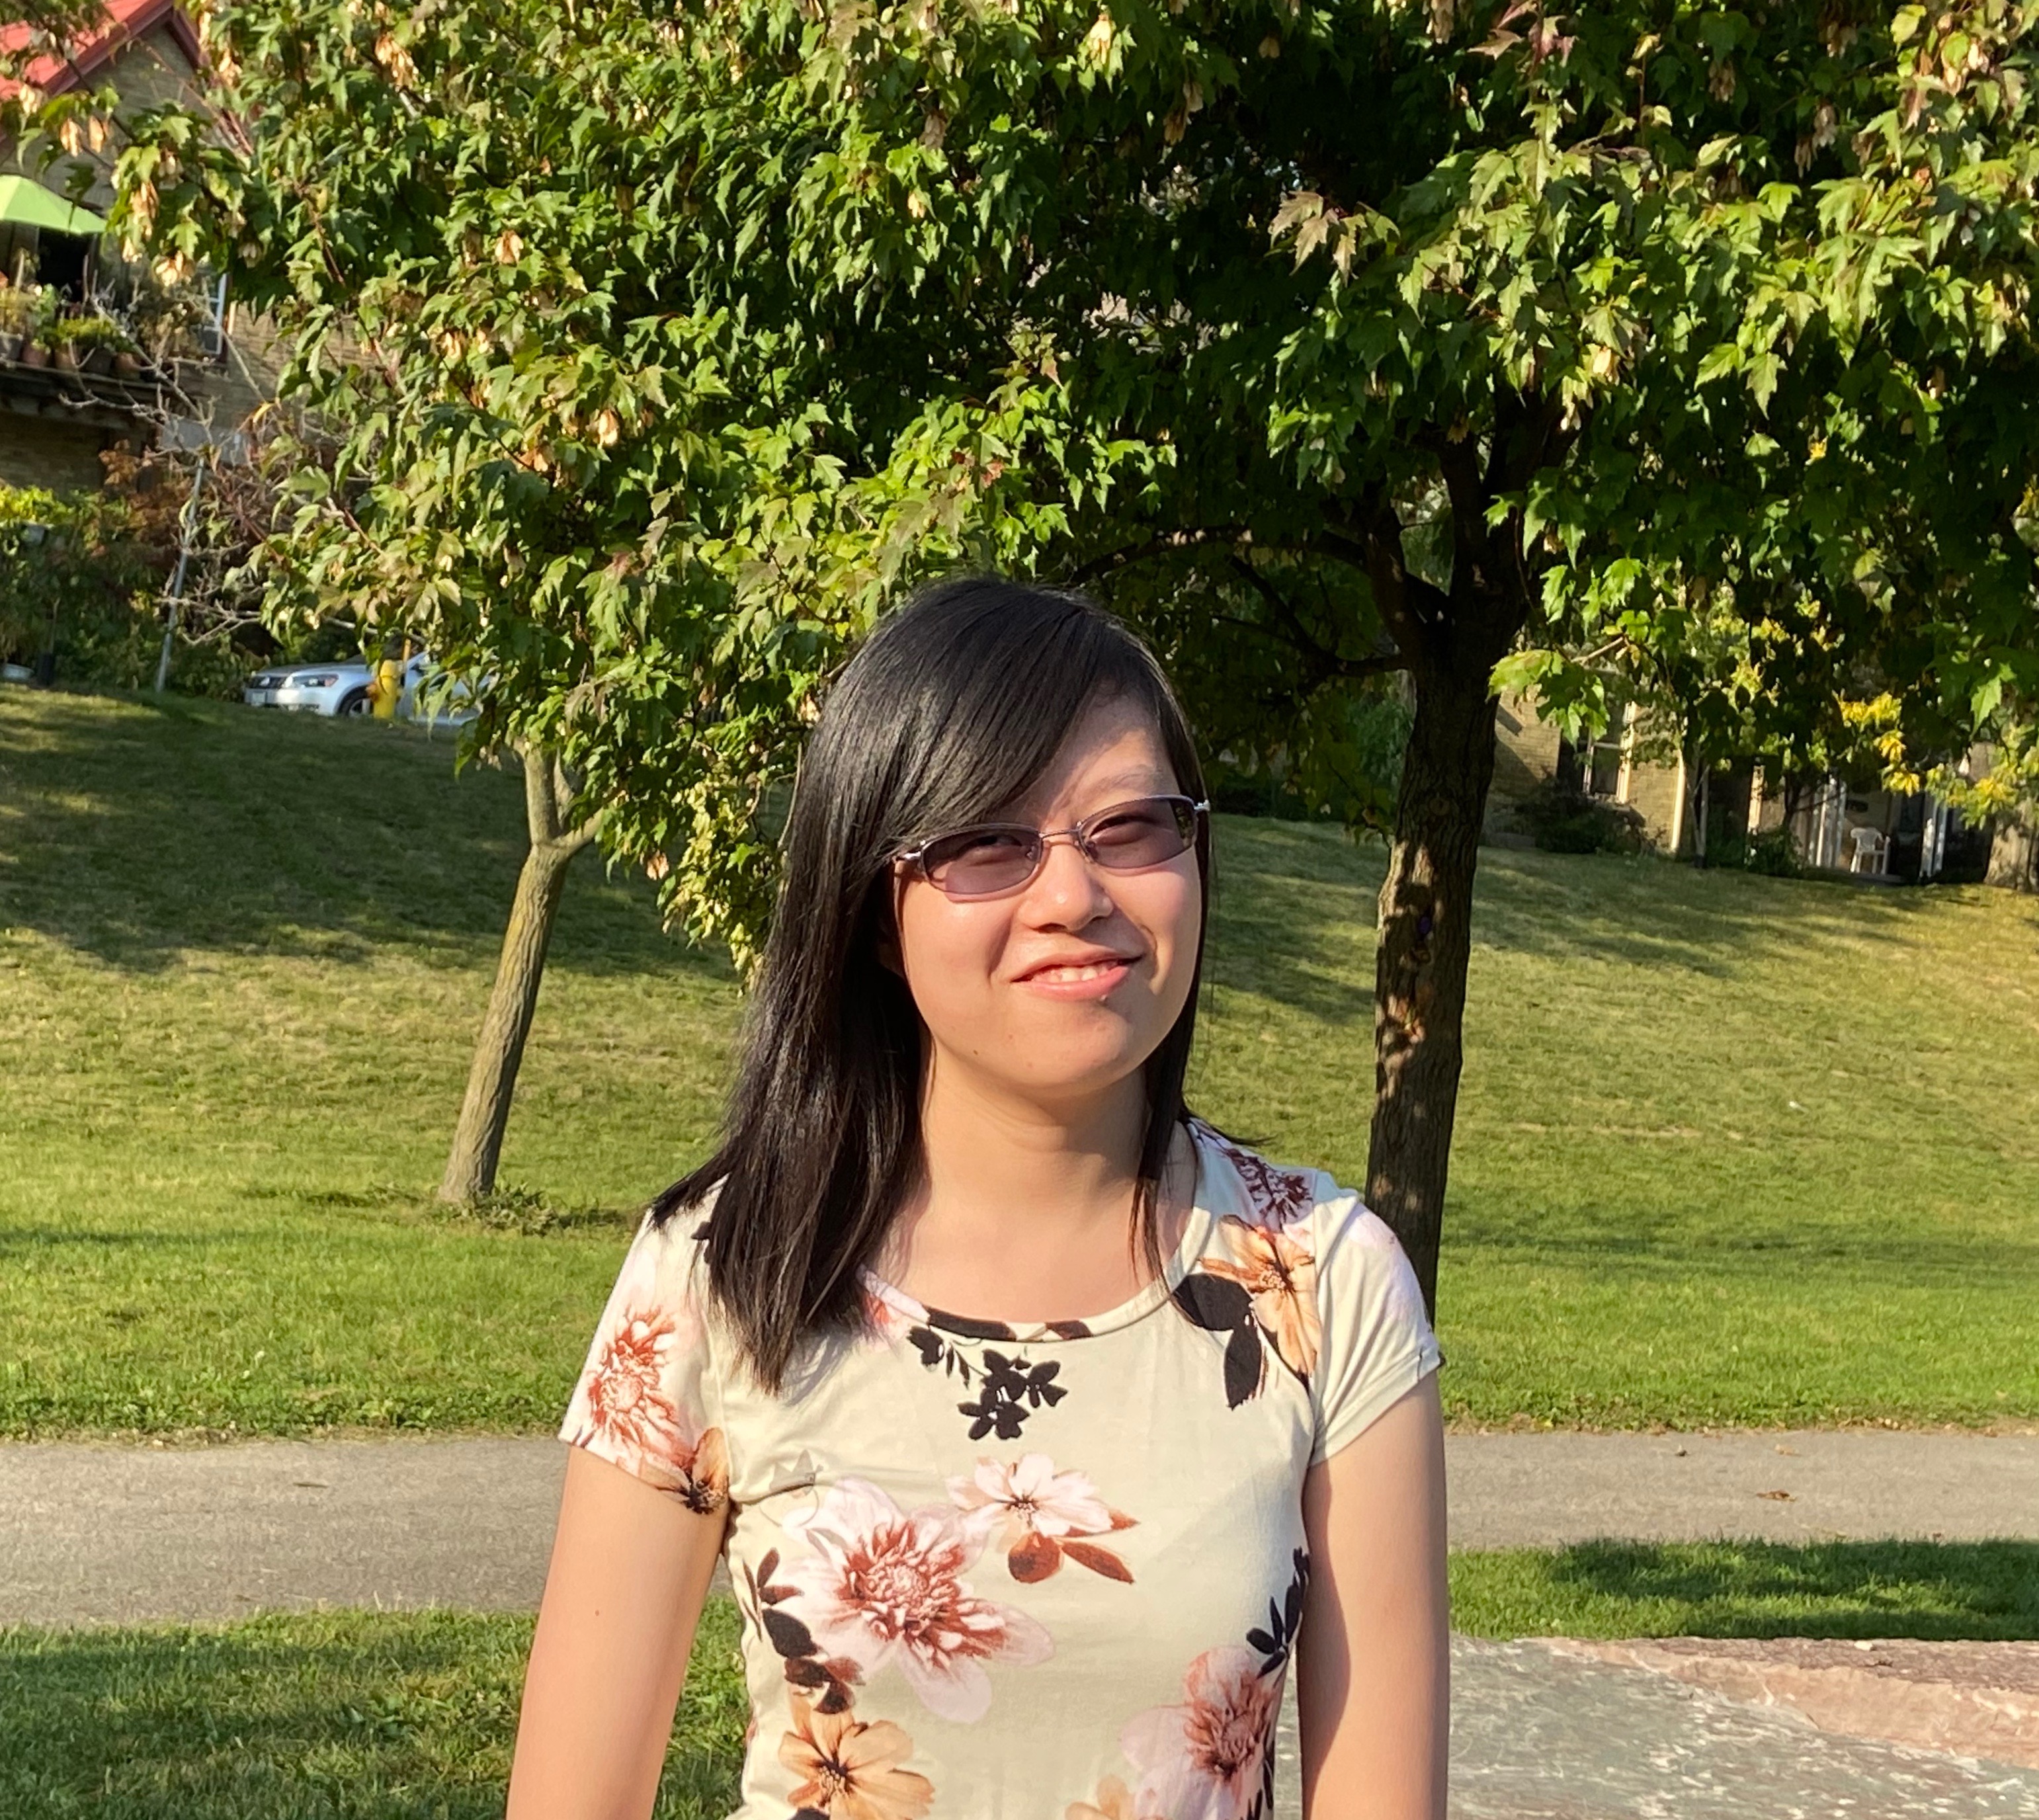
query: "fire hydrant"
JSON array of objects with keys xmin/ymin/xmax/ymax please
[{"xmin": 370, "ymin": 656, "xmax": 402, "ymax": 719}]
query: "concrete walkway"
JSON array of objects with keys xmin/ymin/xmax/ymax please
[
  {"xmin": 5, "ymin": 1428, "xmax": 2034, "ymax": 1627},
  {"xmin": 7, "ymin": 1430, "xmax": 2038, "ymax": 1819}
]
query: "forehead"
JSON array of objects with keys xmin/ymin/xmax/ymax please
[{"xmin": 1007, "ymin": 693, "xmax": 1177, "ymax": 819}]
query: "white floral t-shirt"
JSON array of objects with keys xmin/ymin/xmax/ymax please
[{"xmin": 559, "ymin": 1120, "xmax": 1441, "ymax": 1820}]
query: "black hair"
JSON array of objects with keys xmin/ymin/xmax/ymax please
[{"xmin": 652, "ymin": 573, "xmax": 1210, "ymax": 1391}]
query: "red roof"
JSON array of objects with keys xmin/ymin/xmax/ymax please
[{"xmin": 1, "ymin": 0, "xmax": 202, "ymax": 104}]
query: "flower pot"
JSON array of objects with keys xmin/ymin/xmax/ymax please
[
  {"xmin": 81, "ymin": 344, "xmax": 115, "ymax": 375},
  {"xmin": 112, "ymin": 351, "xmax": 142, "ymax": 379},
  {"xmin": 52, "ymin": 344, "xmax": 79, "ymax": 372},
  {"xmin": 21, "ymin": 341, "xmax": 49, "ymax": 368},
  {"xmin": 0, "ymin": 333, "xmax": 21, "ymax": 363}
]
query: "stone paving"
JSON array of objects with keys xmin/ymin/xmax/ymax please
[{"xmin": 7, "ymin": 1431, "xmax": 2039, "ymax": 1817}]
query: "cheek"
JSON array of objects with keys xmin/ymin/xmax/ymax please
[
  {"xmin": 895, "ymin": 891, "xmax": 1008, "ymax": 1025},
  {"xmin": 1135, "ymin": 866, "xmax": 1203, "ymax": 976}
]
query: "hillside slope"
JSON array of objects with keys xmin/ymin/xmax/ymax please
[{"xmin": 3, "ymin": 687, "xmax": 2034, "ymax": 1434}]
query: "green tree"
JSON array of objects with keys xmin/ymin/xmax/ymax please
[{"xmin": 91, "ymin": 0, "xmax": 2039, "ymax": 1292}]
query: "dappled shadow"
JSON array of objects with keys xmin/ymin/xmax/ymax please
[
  {"xmin": 1204, "ymin": 814, "xmax": 1384, "ymax": 1027},
  {"xmin": 0, "ymin": 690, "xmax": 730, "ymax": 984},
  {"xmin": 1542, "ymin": 1540, "xmax": 2039, "ymax": 1641},
  {"xmin": 1200, "ymin": 814, "xmax": 2031, "ymax": 1011},
  {"xmin": 1465, "ymin": 847, "xmax": 1982, "ymax": 976}
]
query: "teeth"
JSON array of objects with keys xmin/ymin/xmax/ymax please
[{"xmin": 1034, "ymin": 962, "xmax": 1120, "ymax": 982}]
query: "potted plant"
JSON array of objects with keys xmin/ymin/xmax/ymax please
[
  {"xmin": 0, "ymin": 288, "xmax": 28, "ymax": 363},
  {"xmin": 66, "ymin": 315, "xmax": 135, "ymax": 376}
]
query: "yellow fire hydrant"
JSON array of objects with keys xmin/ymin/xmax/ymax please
[{"xmin": 370, "ymin": 656, "xmax": 402, "ymax": 719}]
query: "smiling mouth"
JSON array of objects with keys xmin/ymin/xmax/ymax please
[{"xmin": 1024, "ymin": 958, "xmax": 1134, "ymax": 984}]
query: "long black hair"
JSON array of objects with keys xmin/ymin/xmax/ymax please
[{"xmin": 653, "ymin": 574, "xmax": 1210, "ymax": 1391}]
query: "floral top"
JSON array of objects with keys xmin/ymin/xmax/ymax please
[{"xmin": 559, "ymin": 1120, "xmax": 1440, "ymax": 1820}]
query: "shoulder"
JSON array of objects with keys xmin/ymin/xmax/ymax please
[{"xmin": 1188, "ymin": 1118, "xmax": 1403, "ymax": 1259}]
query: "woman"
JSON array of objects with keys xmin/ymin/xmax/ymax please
[{"xmin": 507, "ymin": 577, "xmax": 1447, "ymax": 1820}]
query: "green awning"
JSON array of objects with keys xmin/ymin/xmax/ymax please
[{"xmin": 0, "ymin": 175, "xmax": 107, "ymax": 237}]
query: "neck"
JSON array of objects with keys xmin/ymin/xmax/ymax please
[
  {"xmin": 876, "ymin": 1051, "xmax": 1168, "ymax": 1315},
  {"xmin": 919, "ymin": 1052, "xmax": 1150, "ymax": 1226}
]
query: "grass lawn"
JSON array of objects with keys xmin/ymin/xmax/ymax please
[
  {"xmin": 3, "ymin": 687, "xmax": 2036, "ymax": 1435},
  {"xmin": 7, "ymin": 1542, "xmax": 2034, "ymax": 1818}
]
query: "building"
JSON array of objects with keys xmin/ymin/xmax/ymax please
[
  {"xmin": 0, "ymin": 0, "xmax": 276, "ymax": 492},
  {"xmin": 1488, "ymin": 690, "xmax": 1989, "ymax": 883}
]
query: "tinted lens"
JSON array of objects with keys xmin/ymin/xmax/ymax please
[
  {"xmin": 920, "ymin": 825, "xmax": 1041, "ymax": 896},
  {"xmin": 1085, "ymin": 797, "xmax": 1196, "ymax": 870}
]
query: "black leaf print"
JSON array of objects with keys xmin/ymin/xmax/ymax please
[
  {"xmin": 1047, "ymin": 1319, "xmax": 1093, "ymax": 1340},
  {"xmin": 929, "ymin": 1309, "xmax": 1020, "ymax": 1341},
  {"xmin": 955, "ymin": 1352, "xmax": 1064, "ymax": 1440},
  {"xmin": 1173, "ymin": 1272, "xmax": 1253, "ymax": 1331},
  {"xmin": 1246, "ymin": 1548, "xmax": 1311, "ymax": 1677},
  {"xmin": 1223, "ymin": 1321, "xmax": 1265, "ymax": 1408},
  {"xmin": 763, "ymin": 1606, "xmax": 816, "ymax": 1660}
]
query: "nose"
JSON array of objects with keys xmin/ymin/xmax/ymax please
[{"xmin": 1024, "ymin": 829, "xmax": 1114, "ymax": 927}]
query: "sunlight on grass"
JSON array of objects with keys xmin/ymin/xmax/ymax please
[{"xmin": 3, "ymin": 688, "xmax": 2036, "ymax": 1435}]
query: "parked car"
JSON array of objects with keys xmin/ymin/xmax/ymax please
[
  {"xmin": 242, "ymin": 658, "xmax": 388, "ymax": 716},
  {"xmin": 243, "ymin": 653, "xmax": 476, "ymax": 725}
]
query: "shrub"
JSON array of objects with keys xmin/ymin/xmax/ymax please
[
  {"xmin": 1743, "ymin": 826, "xmax": 1804, "ymax": 876},
  {"xmin": 1513, "ymin": 778, "xmax": 1645, "ymax": 854}
]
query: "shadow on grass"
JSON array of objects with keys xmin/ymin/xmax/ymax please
[
  {"xmin": 1202, "ymin": 815, "xmax": 2018, "ymax": 1020},
  {"xmin": 1453, "ymin": 1540, "xmax": 2039, "ymax": 1641},
  {"xmin": 0, "ymin": 1603, "xmax": 745, "ymax": 1820},
  {"xmin": 0, "ymin": 690, "xmax": 728, "ymax": 986}
]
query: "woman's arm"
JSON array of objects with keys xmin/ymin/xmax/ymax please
[
  {"xmin": 1296, "ymin": 1373, "xmax": 1450, "ymax": 1820},
  {"xmin": 507, "ymin": 1446, "xmax": 729, "ymax": 1820}
]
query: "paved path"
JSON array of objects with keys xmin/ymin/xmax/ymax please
[
  {"xmin": 8, "ymin": 1431, "xmax": 2039, "ymax": 1818},
  {"xmin": 5, "ymin": 1428, "xmax": 2034, "ymax": 1627}
]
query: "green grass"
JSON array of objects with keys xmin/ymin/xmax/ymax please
[
  {"xmin": 0, "ymin": 1600, "xmax": 747, "ymax": 1820},
  {"xmin": 3, "ymin": 686, "xmax": 2037, "ymax": 1435},
  {"xmin": 7, "ymin": 1545, "xmax": 2032, "ymax": 1817},
  {"xmin": 1449, "ymin": 1540, "xmax": 2039, "ymax": 1641}
]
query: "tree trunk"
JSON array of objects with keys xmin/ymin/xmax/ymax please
[
  {"xmin": 1986, "ymin": 813, "xmax": 2038, "ymax": 892},
  {"xmin": 438, "ymin": 748, "xmax": 597, "ymax": 1204},
  {"xmin": 1366, "ymin": 661, "xmax": 1501, "ymax": 1315}
]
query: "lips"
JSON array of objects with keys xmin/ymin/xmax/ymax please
[{"xmin": 1014, "ymin": 950, "xmax": 1141, "ymax": 984}]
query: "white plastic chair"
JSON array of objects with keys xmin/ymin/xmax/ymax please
[{"xmin": 1849, "ymin": 826, "xmax": 1889, "ymax": 874}]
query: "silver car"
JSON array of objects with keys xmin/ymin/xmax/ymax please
[
  {"xmin": 243, "ymin": 658, "xmax": 387, "ymax": 716},
  {"xmin": 242, "ymin": 653, "xmax": 473, "ymax": 724}
]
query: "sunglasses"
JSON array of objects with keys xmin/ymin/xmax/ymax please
[{"xmin": 897, "ymin": 794, "xmax": 1208, "ymax": 900}]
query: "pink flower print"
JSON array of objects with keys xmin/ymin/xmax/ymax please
[
  {"xmin": 1121, "ymin": 1645, "xmax": 1283, "ymax": 1820},
  {"xmin": 780, "ymin": 1477, "xmax": 1052, "ymax": 1722},
  {"xmin": 565, "ymin": 1292, "xmax": 726, "ymax": 1509},
  {"xmin": 1198, "ymin": 1217, "xmax": 1319, "ymax": 1383},
  {"xmin": 948, "ymin": 1455, "xmax": 1137, "ymax": 1583}
]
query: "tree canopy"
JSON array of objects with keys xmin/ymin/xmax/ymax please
[{"xmin": 79, "ymin": 0, "xmax": 2039, "ymax": 1289}]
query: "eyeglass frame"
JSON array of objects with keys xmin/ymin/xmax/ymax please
[{"xmin": 894, "ymin": 794, "xmax": 1211, "ymax": 900}]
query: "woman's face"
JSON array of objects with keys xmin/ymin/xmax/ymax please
[{"xmin": 892, "ymin": 694, "xmax": 1202, "ymax": 1116}]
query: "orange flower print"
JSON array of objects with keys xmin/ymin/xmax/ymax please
[
  {"xmin": 1065, "ymin": 1774, "xmax": 1145, "ymax": 1820},
  {"xmin": 1121, "ymin": 1645, "xmax": 1283, "ymax": 1820},
  {"xmin": 1200, "ymin": 1217, "xmax": 1319, "ymax": 1382},
  {"xmin": 780, "ymin": 1477, "xmax": 1052, "ymax": 1722},
  {"xmin": 565, "ymin": 1295, "xmax": 727, "ymax": 1510},
  {"xmin": 948, "ymin": 1455, "xmax": 1136, "ymax": 1583},
  {"xmin": 778, "ymin": 1698, "xmax": 934, "ymax": 1820}
]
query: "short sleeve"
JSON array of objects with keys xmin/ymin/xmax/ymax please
[
  {"xmin": 1306, "ymin": 1183, "xmax": 1441, "ymax": 1466},
  {"xmin": 558, "ymin": 1209, "xmax": 731, "ymax": 1512}
]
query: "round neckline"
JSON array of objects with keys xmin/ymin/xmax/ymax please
[{"xmin": 858, "ymin": 1140, "xmax": 1217, "ymax": 1344}]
